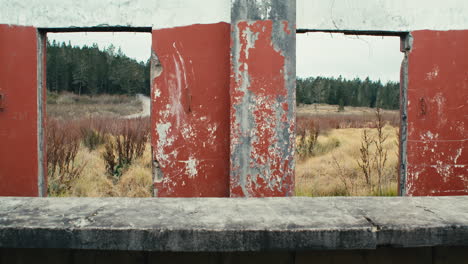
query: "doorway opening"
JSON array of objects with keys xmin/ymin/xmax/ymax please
[
  {"xmin": 45, "ymin": 31, "xmax": 153, "ymax": 197},
  {"xmin": 295, "ymin": 32, "xmax": 405, "ymax": 197}
]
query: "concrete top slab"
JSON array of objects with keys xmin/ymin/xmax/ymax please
[{"xmin": 0, "ymin": 197, "xmax": 467, "ymax": 251}]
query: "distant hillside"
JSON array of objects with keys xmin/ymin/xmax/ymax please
[
  {"xmin": 297, "ymin": 76, "xmax": 400, "ymax": 110},
  {"xmin": 46, "ymin": 40, "xmax": 150, "ymax": 96}
]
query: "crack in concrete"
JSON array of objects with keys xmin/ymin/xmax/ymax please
[
  {"xmin": 67, "ymin": 207, "xmax": 105, "ymax": 229},
  {"xmin": 363, "ymin": 216, "xmax": 381, "ymax": 232},
  {"xmin": 84, "ymin": 208, "xmax": 103, "ymax": 223},
  {"xmin": 416, "ymin": 205, "xmax": 445, "ymax": 222}
]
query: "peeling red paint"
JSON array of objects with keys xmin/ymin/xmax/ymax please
[
  {"xmin": 151, "ymin": 23, "xmax": 231, "ymax": 197},
  {"xmin": 0, "ymin": 25, "xmax": 40, "ymax": 196},
  {"xmin": 406, "ymin": 30, "xmax": 468, "ymax": 196},
  {"xmin": 282, "ymin": 21, "xmax": 291, "ymax": 35},
  {"xmin": 230, "ymin": 20, "xmax": 294, "ymax": 197}
]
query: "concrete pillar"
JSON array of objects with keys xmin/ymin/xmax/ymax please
[{"xmin": 229, "ymin": 0, "xmax": 296, "ymax": 197}]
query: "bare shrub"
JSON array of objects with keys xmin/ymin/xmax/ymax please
[
  {"xmin": 103, "ymin": 117, "xmax": 150, "ymax": 181},
  {"xmin": 357, "ymin": 129, "xmax": 374, "ymax": 192},
  {"xmin": 296, "ymin": 118, "xmax": 320, "ymax": 158},
  {"xmin": 353, "ymin": 108, "xmax": 392, "ymax": 195},
  {"xmin": 79, "ymin": 118, "xmax": 109, "ymax": 151},
  {"xmin": 46, "ymin": 118, "xmax": 85, "ymax": 196},
  {"xmin": 374, "ymin": 108, "xmax": 389, "ymax": 195}
]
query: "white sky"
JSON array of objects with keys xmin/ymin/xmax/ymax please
[
  {"xmin": 47, "ymin": 32, "xmax": 403, "ymax": 83},
  {"xmin": 47, "ymin": 32, "xmax": 152, "ymax": 63},
  {"xmin": 297, "ymin": 32, "xmax": 403, "ymax": 83}
]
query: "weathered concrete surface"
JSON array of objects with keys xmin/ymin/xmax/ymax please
[
  {"xmin": 230, "ymin": 0, "xmax": 296, "ymax": 197},
  {"xmin": 297, "ymin": 0, "xmax": 468, "ymax": 32},
  {"xmin": 0, "ymin": 0, "xmax": 230, "ymax": 29},
  {"xmin": 0, "ymin": 197, "xmax": 467, "ymax": 251}
]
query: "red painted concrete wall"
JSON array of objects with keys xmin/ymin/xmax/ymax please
[
  {"xmin": 406, "ymin": 30, "xmax": 468, "ymax": 196},
  {"xmin": 151, "ymin": 23, "xmax": 231, "ymax": 197},
  {"xmin": 0, "ymin": 25, "xmax": 42, "ymax": 196},
  {"xmin": 1, "ymin": 23, "xmax": 466, "ymax": 198},
  {"xmin": 230, "ymin": 20, "xmax": 295, "ymax": 197}
]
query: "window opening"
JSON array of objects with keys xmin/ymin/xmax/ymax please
[
  {"xmin": 295, "ymin": 32, "xmax": 404, "ymax": 196},
  {"xmin": 45, "ymin": 32, "xmax": 152, "ymax": 197}
]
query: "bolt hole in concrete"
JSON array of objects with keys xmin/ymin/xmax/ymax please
[
  {"xmin": 295, "ymin": 32, "xmax": 404, "ymax": 197},
  {"xmin": 45, "ymin": 32, "xmax": 153, "ymax": 197}
]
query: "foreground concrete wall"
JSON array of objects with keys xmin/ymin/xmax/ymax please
[
  {"xmin": 0, "ymin": 197, "xmax": 467, "ymax": 263},
  {"xmin": 1, "ymin": 197, "xmax": 467, "ymax": 251}
]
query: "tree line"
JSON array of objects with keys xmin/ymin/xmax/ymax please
[
  {"xmin": 46, "ymin": 40, "xmax": 399, "ymax": 110},
  {"xmin": 46, "ymin": 40, "xmax": 150, "ymax": 96},
  {"xmin": 297, "ymin": 76, "xmax": 400, "ymax": 110}
]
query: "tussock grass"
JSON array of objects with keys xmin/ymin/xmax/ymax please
[
  {"xmin": 295, "ymin": 126, "xmax": 399, "ymax": 196},
  {"xmin": 295, "ymin": 104, "xmax": 400, "ymax": 197},
  {"xmin": 46, "ymin": 92, "xmax": 152, "ymax": 197},
  {"xmin": 58, "ymin": 142, "xmax": 153, "ymax": 197}
]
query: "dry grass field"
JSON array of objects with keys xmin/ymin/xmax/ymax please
[
  {"xmin": 47, "ymin": 91, "xmax": 142, "ymax": 120},
  {"xmin": 67, "ymin": 142, "xmax": 153, "ymax": 197},
  {"xmin": 295, "ymin": 104, "xmax": 400, "ymax": 196},
  {"xmin": 46, "ymin": 93, "xmax": 152, "ymax": 197},
  {"xmin": 47, "ymin": 93, "xmax": 399, "ymax": 197}
]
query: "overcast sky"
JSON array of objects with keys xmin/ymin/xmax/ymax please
[
  {"xmin": 297, "ymin": 32, "xmax": 403, "ymax": 83},
  {"xmin": 48, "ymin": 32, "xmax": 403, "ymax": 83},
  {"xmin": 47, "ymin": 32, "xmax": 152, "ymax": 64}
]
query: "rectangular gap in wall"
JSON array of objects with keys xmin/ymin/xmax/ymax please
[
  {"xmin": 295, "ymin": 32, "xmax": 404, "ymax": 197},
  {"xmin": 45, "ymin": 32, "xmax": 152, "ymax": 197}
]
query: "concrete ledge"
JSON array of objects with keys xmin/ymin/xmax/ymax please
[{"xmin": 0, "ymin": 197, "xmax": 467, "ymax": 252}]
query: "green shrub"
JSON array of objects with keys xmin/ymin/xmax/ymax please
[{"xmin": 81, "ymin": 128, "xmax": 106, "ymax": 151}]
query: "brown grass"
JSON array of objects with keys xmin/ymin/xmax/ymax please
[
  {"xmin": 47, "ymin": 92, "xmax": 142, "ymax": 120},
  {"xmin": 295, "ymin": 105, "xmax": 399, "ymax": 197},
  {"xmin": 297, "ymin": 103, "xmax": 399, "ymax": 130},
  {"xmin": 46, "ymin": 115, "xmax": 152, "ymax": 197},
  {"xmin": 46, "ymin": 92, "xmax": 152, "ymax": 197},
  {"xmin": 103, "ymin": 117, "xmax": 150, "ymax": 180},
  {"xmin": 46, "ymin": 118, "xmax": 85, "ymax": 196},
  {"xmin": 69, "ymin": 142, "xmax": 152, "ymax": 197}
]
